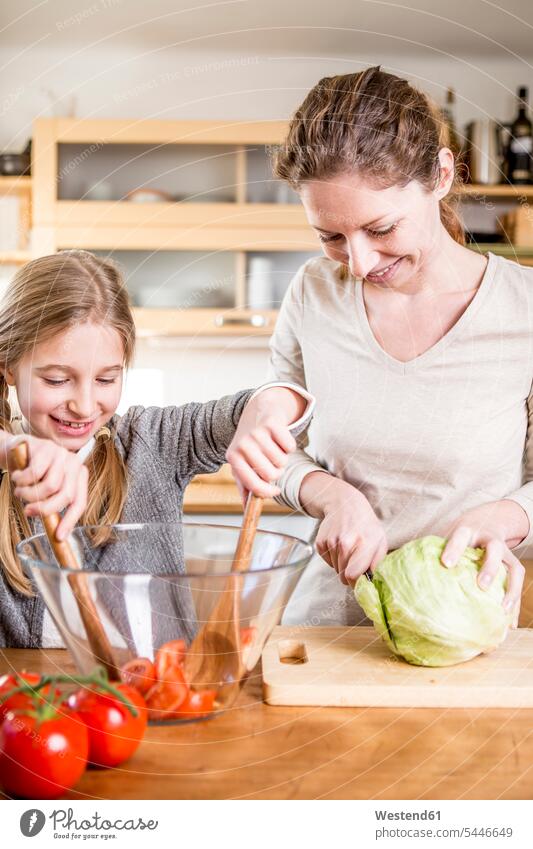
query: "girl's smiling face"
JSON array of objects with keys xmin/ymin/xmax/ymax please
[
  {"xmin": 5, "ymin": 321, "xmax": 124, "ymax": 450},
  {"xmin": 299, "ymin": 150, "xmax": 454, "ymax": 293}
]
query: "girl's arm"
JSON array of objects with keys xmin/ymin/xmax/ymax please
[{"xmin": 119, "ymin": 381, "xmax": 314, "ymax": 493}]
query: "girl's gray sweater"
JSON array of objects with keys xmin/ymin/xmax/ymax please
[{"xmin": 0, "ymin": 391, "xmax": 257, "ymax": 648}]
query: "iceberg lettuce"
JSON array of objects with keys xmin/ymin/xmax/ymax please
[{"xmin": 354, "ymin": 535, "xmax": 513, "ymax": 666}]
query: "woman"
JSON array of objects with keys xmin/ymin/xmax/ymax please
[{"xmin": 269, "ymin": 66, "xmax": 529, "ymax": 627}]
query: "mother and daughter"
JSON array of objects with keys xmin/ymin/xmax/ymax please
[{"xmin": 0, "ymin": 66, "xmax": 529, "ymax": 647}]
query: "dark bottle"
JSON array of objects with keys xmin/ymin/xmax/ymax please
[
  {"xmin": 506, "ymin": 87, "xmax": 533, "ymax": 184},
  {"xmin": 442, "ymin": 87, "xmax": 461, "ymax": 157}
]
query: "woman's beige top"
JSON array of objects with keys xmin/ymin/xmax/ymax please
[{"xmin": 269, "ymin": 252, "xmax": 533, "ymax": 570}]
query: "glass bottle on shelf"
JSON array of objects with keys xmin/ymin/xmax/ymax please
[
  {"xmin": 505, "ymin": 87, "xmax": 533, "ymax": 184},
  {"xmin": 442, "ymin": 87, "xmax": 461, "ymax": 157}
]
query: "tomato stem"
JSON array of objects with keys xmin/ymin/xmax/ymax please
[{"xmin": 0, "ymin": 666, "xmax": 139, "ymax": 718}]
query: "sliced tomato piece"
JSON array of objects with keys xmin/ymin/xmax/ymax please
[
  {"xmin": 155, "ymin": 639, "xmax": 187, "ymax": 679},
  {"xmin": 240, "ymin": 626, "xmax": 257, "ymax": 648},
  {"xmin": 145, "ymin": 666, "xmax": 188, "ymax": 721},
  {"xmin": 173, "ymin": 689, "xmax": 217, "ymax": 719},
  {"xmin": 145, "ymin": 677, "xmax": 189, "ymax": 722},
  {"xmin": 120, "ymin": 657, "xmax": 156, "ymax": 696}
]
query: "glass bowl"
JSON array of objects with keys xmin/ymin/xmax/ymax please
[{"xmin": 16, "ymin": 522, "xmax": 313, "ymax": 724}]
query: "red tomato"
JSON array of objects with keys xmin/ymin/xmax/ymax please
[
  {"xmin": 0, "ymin": 672, "xmax": 56, "ymax": 723},
  {"xmin": 120, "ymin": 657, "xmax": 156, "ymax": 696},
  {"xmin": 155, "ymin": 640, "xmax": 187, "ymax": 679},
  {"xmin": 67, "ymin": 684, "xmax": 147, "ymax": 768},
  {"xmin": 0, "ymin": 708, "xmax": 88, "ymax": 799},
  {"xmin": 173, "ymin": 689, "xmax": 217, "ymax": 719},
  {"xmin": 145, "ymin": 670, "xmax": 189, "ymax": 722}
]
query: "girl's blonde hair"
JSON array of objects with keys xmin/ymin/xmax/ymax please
[
  {"xmin": 273, "ymin": 66, "xmax": 465, "ymax": 248},
  {"xmin": 0, "ymin": 250, "xmax": 135, "ymax": 595}
]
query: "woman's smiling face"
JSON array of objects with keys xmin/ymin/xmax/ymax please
[{"xmin": 299, "ymin": 151, "xmax": 453, "ymax": 292}]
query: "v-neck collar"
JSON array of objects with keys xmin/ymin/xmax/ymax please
[{"xmin": 355, "ymin": 251, "xmax": 498, "ymax": 374}]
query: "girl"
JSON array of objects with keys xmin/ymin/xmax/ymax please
[
  {"xmin": 0, "ymin": 250, "xmax": 313, "ymax": 648},
  {"xmin": 269, "ymin": 66, "xmax": 527, "ymax": 627}
]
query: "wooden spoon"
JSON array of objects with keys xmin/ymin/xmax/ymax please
[
  {"xmin": 11, "ymin": 441, "xmax": 120, "ymax": 680},
  {"xmin": 183, "ymin": 493, "xmax": 263, "ymax": 704}
]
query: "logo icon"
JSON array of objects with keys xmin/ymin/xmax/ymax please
[{"xmin": 20, "ymin": 809, "xmax": 46, "ymax": 837}]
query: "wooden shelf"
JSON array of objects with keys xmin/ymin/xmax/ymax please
[
  {"xmin": 37, "ymin": 117, "xmax": 289, "ymax": 146},
  {"xmin": 0, "ymin": 176, "xmax": 31, "ymax": 193},
  {"xmin": 53, "ymin": 201, "xmax": 317, "ymax": 252},
  {"xmin": 461, "ymin": 184, "xmax": 533, "ymax": 198},
  {"xmin": 467, "ymin": 243, "xmax": 533, "ymax": 265},
  {"xmin": 133, "ymin": 307, "xmax": 278, "ymax": 337},
  {"xmin": 0, "ymin": 251, "xmax": 32, "ymax": 265},
  {"xmin": 184, "ymin": 464, "xmax": 289, "ymax": 514}
]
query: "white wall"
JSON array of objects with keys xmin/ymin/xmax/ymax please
[{"xmin": 1, "ymin": 44, "xmax": 532, "ymax": 403}]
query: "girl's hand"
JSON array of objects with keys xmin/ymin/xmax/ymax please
[
  {"xmin": 312, "ymin": 478, "xmax": 388, "ymax": 585},
  {"xmin": 6, "ymin": 435, "xmax": 89, "ymax": 541},
  {"xmin": 441, "ymin": 501, "xmax": 528, "ymax": 628},
  {"xmin": 226, "ymin": 389, "xmax": 303, "ymax": 499}
]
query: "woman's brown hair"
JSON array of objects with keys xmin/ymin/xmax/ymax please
[
  {"xmin": 273, "ymin": 65, "xmax": 465, "ymax": 246},
  {"xmin": 0, "ymin": 250, "xmax": 135, "ymax": 595}
]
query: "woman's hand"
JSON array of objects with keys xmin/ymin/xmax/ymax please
[
  {"xmin": 441, "ymin": 500, "xmax": 528, "ymax": 627},
  {"xmin": 226, "ymin": 388, "xmax": 303, "ymax": 499},
  {"xmin": 6, "ymin": 434, "xmax": 89, "ymax": 540},
  {"xmin": 301, "ymin": 473, "xmax": 388, "ymax": 585}
]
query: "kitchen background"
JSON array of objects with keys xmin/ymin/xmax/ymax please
[{"xmin": 1, "ymin": 0, "xmax": 533, "ymax": 533}]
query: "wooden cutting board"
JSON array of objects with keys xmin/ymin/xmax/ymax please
[{"xmin": 262, "ymin": 626, "xmax": 533, "ymax": 708}]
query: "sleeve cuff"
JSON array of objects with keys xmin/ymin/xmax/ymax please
[
  {"xmin": 247, "ymin": 381, "xmax": 316, "ymax": 433},
  {"xmin": 274, "ymin": 458, "xmax": 325, "ymax": 513}
]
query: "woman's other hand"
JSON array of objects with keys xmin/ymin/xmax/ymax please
[
  {"xmin": 6, "ymin": 434, "xmax": 88, "ymax": 540},
  {"xmin": 441, "ymin": 500, "xmax": 528, "ymax": 628},
  {"xmin": 301, "ymin": 472, "xmax": 388, "ymax": 585}
]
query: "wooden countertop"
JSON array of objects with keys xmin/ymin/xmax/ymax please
[
  {"xmin": 184, "ymin": 464, "xmax": 290, "ymax": 514},
  {"xmin": 1, "ymin": 563, "xmax": 532, "ymax": 800}
]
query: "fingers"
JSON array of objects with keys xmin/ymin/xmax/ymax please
[
  {"xmin": 441, "ymin": 525, "xmax": 472, "ymax": 567},
  {"xmin": 343, "ymin": 540, "xmax": 380, "ymax": 585},
  {"xmin": 14, "ymin": 459, "xmax": 66, "ymax": 507},
  {"xmin": 230, "ymin": 437, "xmax": 284, "ymax": 484},
  {"xmin": 10, "ymin": 438, "xmax": 89, "ymax": 531},
  {"xmin": 316, "ymin": 534, "xmax": 342, "ymax": 575},
  {"xmin": 226, "ymin": 420, "xmax": 297, "ymax": 497},
  {"xmin": 226, "ymin": 453, "xmax": 280, "ymax": 499},
  {"xmin": 370, "ymin": 537, "xmax": 388, "ymax": 572},
  {"xmin": 263, "ymin": 418, "xmax": 297, "ymax": 455},
  {"xmin": 477, "ymin": 538, "xmax": 504, "ymax": 589},
  {"xmin": 501, "ymin": 548, "xmax": 525, "ymax": 618},
  {"xmin": 317, "ymin": 529, "xmax": 386, "ymax": 587},
  {"xmin": 470, "ymin": 539, "xmax": 524, "ymax": 622}
]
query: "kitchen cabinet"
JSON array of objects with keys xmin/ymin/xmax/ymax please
[
  {"xmin": 31, "ymin": 118, "xmax": 320, "ymax": 337},
  {"xmin": 0, "ymin": 176, "xmax": 32, "ymax": 265}
]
